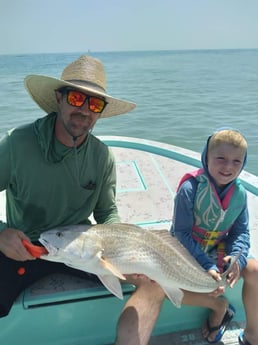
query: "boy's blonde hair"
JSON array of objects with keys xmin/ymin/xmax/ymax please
[{"xmin": 208, "ymin": 129, "xmax": 247, "ymax": 154}]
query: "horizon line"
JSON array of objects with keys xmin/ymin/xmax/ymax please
[{"xmin": 1, "ymin": 47, "xmax": 258, "ymax": 57}]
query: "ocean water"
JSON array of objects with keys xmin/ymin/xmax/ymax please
[{"xmin": 0, "ymin": 49, "xmax": 258, "ymax": 175}]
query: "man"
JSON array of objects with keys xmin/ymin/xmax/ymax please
[{"xmin": 0, "ymin": 55, "xmax": 165, "ymax": 345}]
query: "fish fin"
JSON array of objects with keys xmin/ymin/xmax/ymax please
[
  {"xmin": 162, "ymin": 285, "xmax": 184, "ymax": 308},
  {"xmin": 98, "ymin": 275, "xmax": 124, "ymax": 300},
  {"xmin": 151, "ymin": 229, "xmax": 174, "ymax": 240},
  {"xmin": 151, "ymin": 230, "xmax": 180, "ymax": 246},
  {"xmin": 151, "ymin": 230, "xmax": 203, "ymax": 265},
  {"xmin": 100, "ymin": 257, "xmax": 126, "ymax": 280}
]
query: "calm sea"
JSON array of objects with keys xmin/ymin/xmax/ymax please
[{"xmin": 0, "ymin": 49, "xmax": 258, "ymax": 174}]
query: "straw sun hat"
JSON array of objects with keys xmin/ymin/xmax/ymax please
[{"xmin": 24, "ymin": 55, "xmax": 136, "ymax": 118}]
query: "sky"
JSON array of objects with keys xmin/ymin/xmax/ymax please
[{"xmin": 1, "ymin": 0, "xmax": 258, "ymax": 55}]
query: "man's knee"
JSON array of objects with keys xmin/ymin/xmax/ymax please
[{"xmin": 123, "ymin": 274, "xmax": 165, "ymax": 301}]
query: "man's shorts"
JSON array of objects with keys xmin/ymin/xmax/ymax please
[{"xmin": 0, "ymin": 252, "xmax": 100, "ymax": 317}]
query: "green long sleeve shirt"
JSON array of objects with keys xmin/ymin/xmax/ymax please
[{"xmin": 0, "ymin": 113, "xmax": 120, "ymax": 241}]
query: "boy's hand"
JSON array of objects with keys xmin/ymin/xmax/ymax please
[
  {"xmin": 207, "ymin": 269, "xmax": 225, "ymax": 296},
  {"xmin": 208, "ymin": 268, "xmax": 222, "ymax": 282}
]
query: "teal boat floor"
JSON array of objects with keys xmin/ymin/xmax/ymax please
[
  {"xmin": 143, "ymin": 320, "xmax": 245, "ymax": 345},
  {"xmin": 0, "ymin": 272, "xmax": 245, "ymax": 345},
  {"xmin": 107, "ymin": 321, "xmax": 245, "ymax": 345}
]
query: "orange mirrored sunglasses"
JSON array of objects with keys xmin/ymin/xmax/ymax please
[{"xmin": 62, "ymin": 89, "xmax": 107, "ymax": 113}]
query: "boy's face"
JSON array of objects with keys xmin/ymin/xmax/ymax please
[{"xmin": 207, "ymin": 143, "xmax": 246, "ymax": 188}]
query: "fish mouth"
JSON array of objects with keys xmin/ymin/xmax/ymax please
[{"xmin": 39, "ymin": 238, "xmax": 58, "ymax": 256}]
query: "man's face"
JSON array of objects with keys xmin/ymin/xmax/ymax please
[{"xmin": 55, "ymin": 89, "xmax": 102, "ymax": 140}]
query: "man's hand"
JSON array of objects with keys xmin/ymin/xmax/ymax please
[
  {"xmin": 0, "ymin": 228, "xmax": 35, "ymax": 261},
  {"xmin": 123, "ymin": 274, "xmax": 157, "ymax": 285}
]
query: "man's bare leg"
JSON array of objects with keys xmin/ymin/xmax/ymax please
[{"xmin": 115, "ymin": 276, "xmax": 165, "ymax": 345}]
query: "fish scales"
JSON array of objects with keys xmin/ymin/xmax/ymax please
[
  {"xmin": 85, "ymin": 224, "xmax": 214, "ymax": 290},
  {"xmin": 39, "ymin": 223, "xmax": 236, "ymax": 307}
]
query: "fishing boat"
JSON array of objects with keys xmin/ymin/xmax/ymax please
[{"xmin": 1, "ymin": 135, "xmax": 257, "ymax": 345}]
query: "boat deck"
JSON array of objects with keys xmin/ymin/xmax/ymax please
[
  {"xmin": 148, "ymin": 320, "xmax": 245, "ymax": 345},
  {"xmin": 1, "ymin": 136, "xmax": 258, "ymax": 344}
]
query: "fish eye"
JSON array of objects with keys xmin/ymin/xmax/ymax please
[{"xmin": 56, "ymin": 232, "xmax": 63, "ymax": 237}]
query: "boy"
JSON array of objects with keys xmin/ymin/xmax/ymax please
[{"xmin": 171, "ymin": 129, "xmax": 258, "ymax": 344}]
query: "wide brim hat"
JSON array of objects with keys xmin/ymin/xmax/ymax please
[{"xmin": 24, "ymin": 55, "xmax": 136, "ymax": 118}]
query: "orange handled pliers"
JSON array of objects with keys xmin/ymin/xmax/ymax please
[{"xmin": 22, "ymin": 239, "xmax": 48, "ymax": 258}]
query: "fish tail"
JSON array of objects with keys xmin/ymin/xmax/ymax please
[{"xmin": 221, "ymin": 248, "xmax": 243, "ymax": 282}]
